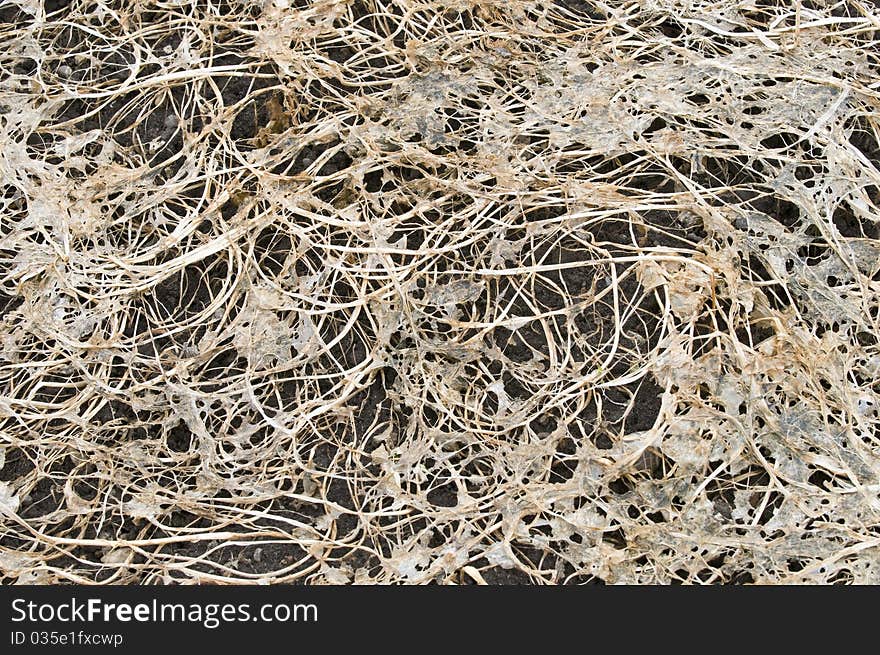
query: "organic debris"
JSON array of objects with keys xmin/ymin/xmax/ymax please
[{"xmin": 1, "ymin": 0, "xmax": 879, "ymax": 584}]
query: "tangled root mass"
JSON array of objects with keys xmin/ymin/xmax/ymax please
[{"xmin": 1, "ymin": 0, "xmax": 880, "ymax": 583}]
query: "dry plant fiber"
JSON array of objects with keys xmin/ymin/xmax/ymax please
[{"xmin": 1, "ymin": 0, "xmax": 880, "ymax": 584}]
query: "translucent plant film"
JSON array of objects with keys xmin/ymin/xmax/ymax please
[{"xmin": 1, "ymin": 0, "xmax": 879, "ymax": 583}]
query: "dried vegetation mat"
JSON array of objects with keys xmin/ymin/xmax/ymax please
[{"xmin": 1, "ymin": 0, "xmax": 880, "ymax": 584}]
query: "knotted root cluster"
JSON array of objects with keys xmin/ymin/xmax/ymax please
[{"xmin": 1, "ymin": 0, "xmax": 879, "ymax": 583}]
